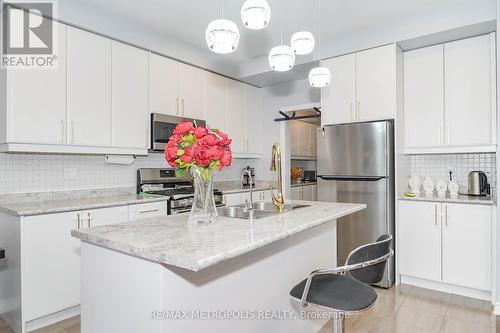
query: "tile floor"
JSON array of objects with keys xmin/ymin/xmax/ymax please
[{"xmin": 0, "ymin": 284, "xmax": 497, "ymax": 333}]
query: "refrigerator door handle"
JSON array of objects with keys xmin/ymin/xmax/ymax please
[{"xmin": 318, "ymin": 175, "xmax": 386, "ymax": 182}]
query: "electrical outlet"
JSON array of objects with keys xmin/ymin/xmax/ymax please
[{"xmin": 64, "ymin": 168, "xmax": 77, "ymax": 180}]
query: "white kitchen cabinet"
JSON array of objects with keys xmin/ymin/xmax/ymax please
[
  {"xmin": 84, "ymin": 205, "xmax": 129, "ymax": 228},
  {"xmin": 398, "ymin": 200, "xmax": 492, "ymax": 292},
  {"xmin": 404, "ymin": 45, "xmax": 444, "ymax": 148},
  {"xmin": 6, "ymin": 20, "xmax": 67, "ymax": 145},
  {"xmin": 179, "ymin": 63, "xmax": 204, "ymax": 119},
  {"xmin": 442, "ymin": 203, "xmax": 492, "ymax": 291},
  {"xmin": 291, "ymin": 187, "xmax": 302, "ymax": 200},
  {"xmin": 225, "ymin": 79, "xmax": 246, "ymax": 153},
  {"xmin": 257, "ymin": 190, "xmax": 273, "ymax": 202},
  {"xmin": 322, "ymin": 54, "xmax": 356, "ymax": 125},
  {"xmin": 290, "ymin": 121, "xmax": 300, "ymax": 156},
  {"xmin": 23, "ymin": 211, "xmax": 81, "ymax": 321},
  {"xmin": 290, "ymin": 121, "xmax": 318, "ymax": 159},
  {"xmin": 129, "ymin": 201, "xmax": 167, "ymax": 220},
  {"xmin": 355, "ymin": 45, "xmax": 396, "ymax": 122},
  {"xmin": 245, "ymin": 85, "xmax": 263, "ymax": 155},
  {"xmin": 111, "ymin": 41, "xmax": 149, "ymax": 149},
  {"xmin": 321, "ymin": 44, "xmax": 396, "ymax": 126},
  {"xmin": 291, "ymin": 185, "xmax": 317, "ymax": 201},
  {"xmin": 149, "ymin": 53, "xmax": 179, "ymax": 116},
  {"xmin": 398, "ymin": 201, "xmax": 442, "ymax": 281},
  {"xmin": 223, "ymin": 193, "xmax": 243, "ymax": 206},
  {"xmin": 444, "ymin": 34, "xmax": 495, "ymax": 147},
  {"xmin": 67, "ymin": 26, "xmax": 112, "ymax": 147},
  {"xmin": 204, "ymin": 72, "xmax": 226, "ymax": 130}
]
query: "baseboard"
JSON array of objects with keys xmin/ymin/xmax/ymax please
[
  {"xmin": 400, "ymin": 275, "xmax": 491, "ymax": 301},
  {"xmin": 25, "ymin": 306, "xmax": 80, "ymax": 332}
]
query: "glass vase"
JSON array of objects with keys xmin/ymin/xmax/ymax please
[{"xmin": 189, "ymin": 166, "xmax": 218, "ymax": 224}]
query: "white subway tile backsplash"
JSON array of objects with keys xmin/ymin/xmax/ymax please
[
  {"xmin": 0, "ymin": 152, "xmax": 264, "ymax": 194},
  {"xmin": 409, "ymin": 153, "xmax": 496, "ymax": 194}
]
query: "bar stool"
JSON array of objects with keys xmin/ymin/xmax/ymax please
[{"xmin": 290, "ymin": 234, "xmax": 393, "ymax": 333}]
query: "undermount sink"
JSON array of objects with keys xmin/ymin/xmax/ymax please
[{"xmin": 217, "ymin": 201, "xmax": 310, "ymax": 220}]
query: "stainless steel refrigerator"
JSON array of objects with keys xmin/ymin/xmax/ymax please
[{"xmin": 317, "ymin": 120, "xmax": 395, "ymax": 288}]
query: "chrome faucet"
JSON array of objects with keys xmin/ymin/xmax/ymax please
[
  {"xmin": 241, "ymin": 169, "xmax": 254, "ymax": 214},
  {"xmin": 270, "ymin": 143, "xmax": 285, "ymax": 212}
]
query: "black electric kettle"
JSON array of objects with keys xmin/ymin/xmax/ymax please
[{"xmin": 468, "ymin": 171, "xmax": 490, "ymax": 196}]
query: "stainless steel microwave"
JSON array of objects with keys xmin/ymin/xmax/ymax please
[{"xmin": 150, "ymin": 113, "xmax": 206, "ymax": 151}]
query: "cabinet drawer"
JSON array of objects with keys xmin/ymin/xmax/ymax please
[{"xmin": 128, "ymin": 202, "xmax": 167, "ymax": 220}]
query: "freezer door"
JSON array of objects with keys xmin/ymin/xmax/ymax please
[
  {"xmin": 317, "ymin": 177, "xmax": 389, "ymax": 265},
  {"xmin": 317, "ymin": 121, "xmax": 391, "ymax": 177}
]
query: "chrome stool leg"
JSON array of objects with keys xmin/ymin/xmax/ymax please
[{"xmin": 332, "ymin": 315, "xmax": 345, "ymax": 333}]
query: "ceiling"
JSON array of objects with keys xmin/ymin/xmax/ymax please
[{"xmin": 74, "ymin": 0, "xmax": 495, "ymax": 85}]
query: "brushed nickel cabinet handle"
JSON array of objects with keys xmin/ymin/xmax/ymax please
[
  {"xmin": 70, "ymin": 121, "xmax": 75, "ymax": 144},
  {"xmin": 181, "ymin": 99, "xmax": 185, "ymax": 115},
  {"xmin": 445, "ymin": 205, "xmax": 448, "ymax": 227},
  {"xmin": 434, "ymin": 205, "xmax": 438, "ymax": 226},
  {"xmin": 60, "ymin": 120, "xmax": 64, "ymax": 143},
  {"xmin": 176, "ymin": 97, "xmax": 180, "ymax": 115},
  {"xmin": 139, "ymin": 209, "xmax": 159, "ymax": 214},
  {"xmin": 350, "ymin": 102, "xmax": 354, "ymax": 121},
  {"xmin": 77, "ymin": 213, "xmax": 81, "ymax": 229},
  {"xmin": 87, "ymin": 212, "xmax": 91, "ymax": 228}
]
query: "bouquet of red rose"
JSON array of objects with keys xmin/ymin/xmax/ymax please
[{"xmin": 165, "ymin": 121, "xmax": 232, "ymax": 180}]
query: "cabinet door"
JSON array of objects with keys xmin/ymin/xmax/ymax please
[
  {"xmin": 245, "ymin": 85, "xmax": 263, "ymax": 155},
  {"xmin": 311, "ymin": 185, "xmax": 317, "ymax": 201},
  {"xmin": 23, "ymin": 211, "xmax": 81, "ymax": 321},
  {"xmin": 67, "ymin": 27, "xmax": 112, "ymax": 146},
  {"xmin": 404, "ymin": 45, "xmax": 444, "ymax": 148},
  {"xmin": 224, "ymin": 193, "xmax": 243, "ymax": 206},
  {"xmin": 128, "ymin": 202, "xmax": 168, "ymax": 221},
  {"xmin": 290, "ymin": 121, "xmax": 300, "ymax": 156},
  {"xmin": 258, "ymin": 190, "xmax": 273, "ymax": 202},
  {"xmin": 7, "ymin": 21, "xmax": 67, "ymax": 144},
  {"xmin": 111, "ymin": 41, "xmax": 149, "ymax": 149},
  {"xmin": 442, "ymin": 203, "xmax": 492, "ymax": 291},
  {"xmin": 398, "ymin": 201, "xmax": 441, "ymax": 281},
  {"xmin": 302, "ymin": 186, "xmax": 313, "ymax": 201},
  {"xmin": 356, "ymin": 45, "xmax": 396, "ymax": 121},
  {"xmin": 291, "ymin": 187, "xmax": 302, "ymax": 200},
  {"xmin": 149, "ymin": 53, "xmax": 179, "ymax": 116},
  {"xmin": 225, "ymin": 79, "xmax": 246, "ymax": 153},
  {"xmin": 179, "ymin": 63, "xmax": 204, "ymax": 119},
  {"xmin": 204, "ymin": 72, "xmax": 226, "ymax": 130},
  {"xmin": 298, "ymin": 122, "xmax": 311, "ymax": 156},
  {"xmin": 321, "ymin": 54, "xmax": 356, "ymax": 125},
  {"xmin": 310, "ymin": 124, "xmax": 318, "ymax": 157},
  {"xmin": 85, "ymin": 206, "xmax": 129, "ymax": 228},
  {"xmin": 444, "ymin": 35, "xmax": 494, "ymax": 146}
]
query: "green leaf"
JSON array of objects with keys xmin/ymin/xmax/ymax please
[
  {"xmin": 177, "ymin": 149, "xmax": 185, "ymax": 155},
  {"xmin": 181, "ymin": 133, "xmax": 196, "ymax": 147},
  {"xmin": 175, "ymin": 167, "xmax": 188, "ymax": 177}
]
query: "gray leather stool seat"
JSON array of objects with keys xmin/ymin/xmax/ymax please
[{"xmin": 290, "ymin": 274, "xmax": 377, "ymax": 312}]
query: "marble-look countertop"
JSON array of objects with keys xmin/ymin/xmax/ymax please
[
  {"xmin": 291, "ymin": 181, "xmax": 317, "ymax": 187},
  {"xmin": 215, "ymin": 181, "xmax": 276, "ymax": 194},
  {"xmin": 72, "ymin": 201, "xmax": 366, "ymax": 271},
  {"xmin": 399, "ymin": 194, "xmax": 495, "ymax": 205},
  {"xmin": 0, "ymin": 193, "xmax": 167, "ymax": 216}
]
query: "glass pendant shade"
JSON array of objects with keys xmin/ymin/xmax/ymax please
[
  {"xmin": 205, "ymin": 19, "xmax": 240, "ymax": 54},
  {"xmin": 241, "ymin": 0, "xmax": 271, "ymax": 30},
  {"xmin": 308, "ymin": 66, "xmax": 331, "ymax": 87},
  {"xmin": 268, "ymin": 45, "xmax": 295, "ymax": 72},
  {"xmin": 291, "ymin": 31, "xmax": 315, "ymax": 55}
]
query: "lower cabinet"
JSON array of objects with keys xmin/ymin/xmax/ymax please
[
  {"xmin": 22, "ymin": 202, "xmax": 166, "ymax": 323},
  {"xmin": 291, "ymin": 185, "xmax": 317, "ymax": 201},
  {"xmin": 398, "ymin": 200, "xmax": 492, "ymax": 291},
  {"xmin": 223, "ymin": 190, "xmax": 273, "ymax": 206}
]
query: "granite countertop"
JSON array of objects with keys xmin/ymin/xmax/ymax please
[
  {"xmin": 0, "ymin": 193, "xmax": 167, "ymax": 217},
  {"xmin": 291, "ymin": 181, "xmax": 317, "ymax": 187},
  {"xmin": 72, "ymin": 201, "xmax": 366, "ymax": 271},
  {"xmin": 215, "ymin": 181, "xmax": 276, "ymax": 194},
  {"xmin": 399, "ymin": 193, "xmax": 495, "ymax": 205}
]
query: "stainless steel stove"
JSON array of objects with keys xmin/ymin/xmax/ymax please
[{"xmin": 137, "ymin": 168, "xmax": 224, "ymax": 215}]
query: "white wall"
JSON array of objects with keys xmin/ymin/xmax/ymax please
[{"xmin": 260, "ymin": 79, "xmax": 320, "ymax": 180}]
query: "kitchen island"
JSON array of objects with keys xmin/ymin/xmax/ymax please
[{"xmin": 72, "ymin": 200, "xmax": 366, "ymax": 333}]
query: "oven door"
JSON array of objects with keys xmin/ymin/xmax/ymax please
[{"xmin": 151, "ymin": 113, "xmax": 206, "ymax": 151}]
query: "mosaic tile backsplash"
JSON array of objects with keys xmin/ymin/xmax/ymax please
[
  {"xmin": 409, "ymin": 153, "xmax": 496, "ymax": 195},
  {"xmin": 0, "ymin": 153, "xmax": 265, "ymax": 195}
]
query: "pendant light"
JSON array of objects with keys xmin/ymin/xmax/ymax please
[
  {"xmin": 241, "ymin": 0, "xmax": 271, "ymax": 30},
  {"xmin": 290, "ymin": 0, "xmax": 315, "ymax": 55},
  {"xmin": 206, "ymin": 0, "xmax": 240, "ymax": 54},
  {"xmin": 308, "ymin": 0, "xmax": 330, "ymax": 87},
  {"xmin": 268, "ymin": 0, "xmax": 295, "ymax": 71}
]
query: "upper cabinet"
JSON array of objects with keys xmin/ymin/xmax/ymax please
[
  {"xmin": 111, "ymin": 41, "xmax": 149, "ymax": 149},
  {"xmin": 149, "ymin": 53, "xmax": 179, "ymax": 116},
  {"xmin": 403, "ymin": 33, "xmax": 496, "ymax": 153},
  {"xmin": 67, "ymin": 26, "xmax": 112, "ymax": 147},
  {"xmin": 290, "ymin": 121, "xmax": 318, "ymax": 159},
  {"xmin": 245, "ymin": 85, "xmax": 263, "ymax": 155},
  {"xmin": 203, "ymin": 72, "xmax": 226, "ymax": 130},
  {"xmin": 322, "ymin": 44, "xmax": 397, "ymax": 126},
  {"xmin": 179, "ymin": 64, "xmax": 204, "ymax": 119},
  {"xmin": 225, "ymin": 79, "xmax": 246, "ymax": 153}
]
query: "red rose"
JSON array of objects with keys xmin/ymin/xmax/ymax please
[
  {"xmin": 198, "ymin": 133, "xmax": 220, "ymax": 146},
  {"xmin": 173, "ymin": 121, "xmax": 194, "ymax": 136},
  {"xmin": 208, "ymin": 145, "xmax": 224, "ymax": 160},
  {"xmin": 166, "ymin": 143, "xmax": 179, "ymax": 160},
  {"xmin": 169, "ymin": 133, "xmax": 182, "ymax": 144},
  {"xmin": 220, "ymin": 149, "xmax": 232, "ymax": 167},
  {"xmin": 195, "ymin": 146, "xmax": 211, "ymax": 166},
  {"xmin": 218, "ymin": 130, "xmax": 232, "ymax": 146},
  {"xmin": 167, "ymin": 159, "xmax": 177, "ymax": 168},
  {"xmin": 180, "ymin": 146, "xmax": 195, "ymax": 163},
  {"xmin": 193, "ymin": 127, "xmax": 209, "ymax": 139}
]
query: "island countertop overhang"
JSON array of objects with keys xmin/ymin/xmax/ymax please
[{"xmin": 71, "ymin": 201, "xmax": 366, "ymax": 271}]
